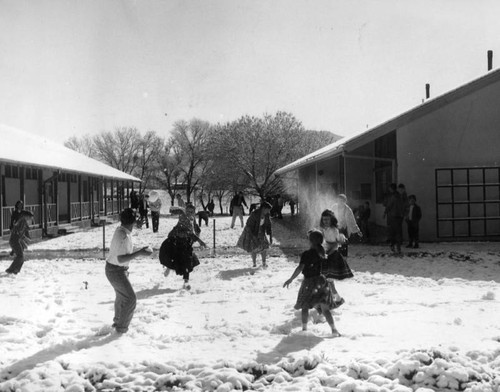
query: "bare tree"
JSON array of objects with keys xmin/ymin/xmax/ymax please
[
  {"xmin": 170, "ymin": 118, "xmax": 211, "ymax": 203},
  {"xmin": 210, "ymin": 112, "xmax": 305, "ymax": 198},
  {"xmin": 64, "ymin": 134, "xmax": 96, "ymax": 158},
  {"xmin": 90, "ymin": 127, "xmax": 142, "ymax": 174},
  {"xmin": 157, "ymin": 139, "xmax": 184, "ymax": 206},
  {"xmin": 133, "ymin": 131, "xmax": 164, "ymax": 192}
]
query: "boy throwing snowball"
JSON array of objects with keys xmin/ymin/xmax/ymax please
[{"xmin": 105, "ymin": 208, "xmax": 153, "ymax": 334}]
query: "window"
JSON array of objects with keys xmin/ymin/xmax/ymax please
[
  {"xmin": 374, "ymin": 131, "xmax": 396, "ymax": 204},
  {"xmin": 375, "ymin": 166, "xmax": 392, "ymax": 204},
  {"xmin": 5, "ymin": 165, "xmax": 19, "ymax": 178},
  {"xmin": 360, "ymin": 183, "xmax": 372, "ymax": 199},
  {"xmin": 436, "ymin": 167, "xmax": 500, "ymax": 238}
]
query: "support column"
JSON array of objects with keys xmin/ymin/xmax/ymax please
[
  {"xmin": 79, "ymin": 174, "xmax": 82, "ymax": 221},
  {"xmin": 38, "ymin": 169, "xmax": 43, "ymax": 228},
  {"xmin": 20, "ymin": 166, "xmax": 25, "ymax": 205},
  {"xmin": 55, "ymin": 173, "xmax": 60, "ymax": 226},
  {"xmin": 339, "ymin": 155, "xmax": 346, "ymax": 194},
  {"xmin": 104, "ymin": 179, "xmax": 108, "ymax": 215},
  {"xmin": 110, "ymin": 179, "xmax": 114, "ymax": 214},
  {"xmin": 0, "ymin": 163, "xmax": 3, "ymax": 237},
  {"xmin": 67, "ymin": 175, "xmax": 71, "ymax": 222},
  {"xmin": 90, "ymin": 177, "xmax": 95, "ymax": 222},
  {"xmin": 126, "ymin": 182, "xmax": 130, "ymax": 208}
]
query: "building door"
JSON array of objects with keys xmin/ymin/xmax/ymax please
[{"xmin": 436, "ymin": 167, "xmax": 500, "ymax": 238}]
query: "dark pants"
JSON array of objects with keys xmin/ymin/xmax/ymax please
[
  {"xmin": 387, "ymin": 216, "xmax": 403, "ymax": 246},
  {"xmin": 407, "ymin": 221, "xmax": 419, "ymax": 245},
  {"xmin": 6, "ymin": 240, "xmax": 24, "ymax": 274},
  {"xmin": 339, "ymin": 228, "xmax": 349, "ymax": 257},
  {"xmin": 198, "ymin": 211, "xmax": 209, "ymax": 227},
  {"xmin": 105, "ymin": 262, "xmax": 136, "ymax": 333},
  {"xmin": 151, "ymin": 211, "xmax": 160, "ymax": 232},
  {"xmin": 140, "ymin": 212, "xmax": 149, "ymax": 228}
]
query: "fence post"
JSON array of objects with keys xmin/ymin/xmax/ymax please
[
  {"xmin": 212, "ymin": 218, "xmax": 216, "ymax": 256},
  {"xmin": 100, "ymin": 218, "xmax": 106, "ymax": 259}
]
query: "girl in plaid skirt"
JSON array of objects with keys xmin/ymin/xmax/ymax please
[{"xmin": 283, "ymin": 229, "xmax": 343, "ymax": 337}]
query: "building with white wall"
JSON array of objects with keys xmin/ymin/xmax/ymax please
[
  {"xmin": 0, "ymin": 125, "xmax": 141, "ymax": 239},
  {"xmin": 276, "ymin": 66, "xmax": 500, "ymax": 241}
]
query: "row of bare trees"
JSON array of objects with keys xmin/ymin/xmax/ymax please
[{"xmin": 65, "ymin": 112, "xmax": 340, "ymax": 211}]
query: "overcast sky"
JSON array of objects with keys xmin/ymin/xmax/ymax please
[{"xmin": 1, "ymin": 0, "xmax": 499, "ymax": 143}]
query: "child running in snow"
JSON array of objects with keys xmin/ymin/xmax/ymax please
[
  {"xmin": 159, "ymin": 203, "xmax": 206, "ymax": 289},
  {"xmin": 283, "ymin": 229, "xmax": 344, "ymax": 337}
]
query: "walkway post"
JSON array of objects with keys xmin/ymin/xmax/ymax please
[
  {"xmin": 212, "ymin": 218, "xmax": 216, "ymax": 256},
  {"xmin": 100, "ymin": 218, "xmax": 106, "ymax": 259}
]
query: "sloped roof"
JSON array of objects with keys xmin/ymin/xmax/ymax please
[
  {"xmin": 276, "ymin": 67, "xmax": 500, "ymax": 175},
  {"xmin": 0, "ymin": 124, "xmax": 141, "ymax": 182}
]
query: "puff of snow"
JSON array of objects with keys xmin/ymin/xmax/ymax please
[{"xmin": 482, "ymin": 291, "xmax": 495, "ymax": 300}]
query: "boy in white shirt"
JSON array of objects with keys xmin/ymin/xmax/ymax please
[{"xmin": 105, "ymin": 208, "xmax": 152, "ymax": 333}]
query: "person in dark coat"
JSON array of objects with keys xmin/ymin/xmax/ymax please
[
  {"xmin": 230, "ymin": 191, "xmax": 248, "ymax": 228},
  {"xmin": 160, "ymin": 203, "xmax": 206, "ymax": 289},
  {"xmin": 236, "ymin": 201, "xmax": 272, "ymax": 268},
  {"xmin": 9, "ymin": 200, "xmax": 24, "ymax": 256},
  {"xmin": 138, "ymin": 194, "xmax": 149, "ymax": 229},
  {"xmin": 384, "ymin": 183, "xmax": 405, "ymax": 253},
  {"xmin": 6, "ymin": 210, "xmax": 34, "ymax": 274},
  {"xmin": 359, "ymin": 201, "xmax": 371, "ymax": 240},
  {"xmin": 207, "ymin": 199, "xmax": 215, "ymax": 216},
  {"xmin": 130, "ymin": 191, "xmax": 139, "ymax": 210},
  {"xmin": 406, "ymin": 195, "xmax": 422, "ymax": 248}
]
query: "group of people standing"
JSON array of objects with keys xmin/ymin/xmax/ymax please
[
  {"xmin": 383, "ymin": 183, "xmax": 422, "ymax": 253},
  {"xmin": 129, "ymin": 190, "xmax": 162, "ymax": 233}
]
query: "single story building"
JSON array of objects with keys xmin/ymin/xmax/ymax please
[
  {"xmin": 0, "ymin": 124, "xmax": 141, "ymax": 239},
  {"xmin": 276, "ymin": 66, "xmax": 500, "ymax": 241}
]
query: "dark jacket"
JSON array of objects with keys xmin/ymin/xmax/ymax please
[
  {"xmin": 10, "ymin": 209, "xmax": 23, "ymax": 230},
  {"xmin": 407, "ymin": 204, "xmax": 422, "ymax": 223},
  {"xmin": 231, "ymin": 194, "xmax": 247, "ymax": 208},
  {"xmin": 246, "ymin": 208, "xmax": 272, "ymax": 237},
  {"xmin": 385, "ymin": 192, "xmax": 405, "ymax": 219},
  {"xmin": 139, "ymin": 197, "xmax": 149, "ymax": 215}
]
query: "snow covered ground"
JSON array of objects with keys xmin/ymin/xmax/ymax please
[{"xmin": 1, "ymin": 213, "xmax": 500, "ymax": 391}]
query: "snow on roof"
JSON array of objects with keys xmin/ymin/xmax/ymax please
[
  {"xmin": 276, "ymin": 67, "xmax": 500, "ymax": 176},
  {"xmin": 0, "ymin": 124, "xmax": 141, "ymax": 182}
]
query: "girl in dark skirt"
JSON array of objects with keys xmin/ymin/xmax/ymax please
[
  {"xmin": 237, "ymin": 201, "xmax": 272, "ymax": 268},
  {"xmin": 319, "ymin": 209, "xmax": 353, "ymax": 280},
  {"xmin": 159, "ymin": 203, "xmax": 206, "ymax": 289},
  {"xmin": 283, "ymin": 230, "xmax": 344, "ymax": 337}
]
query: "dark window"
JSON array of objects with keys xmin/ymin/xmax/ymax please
[
  {"xmin": 5, "ymin": 165, "xmax": 19, "ymax": 178},
  {"xmin": 375, "ymin": 166, "xmax": 392, "ymax": 204},
  {"xmin": 25, "ymin": 168, "xmax": 31, "ymax": 180},
  {"xmin": 374, "ymin": 131, "xmax": 397, "ymax": 160},
  {"xmin": 436, "ymin": 167, "xmax": 500, "ymax": 238},
  {"xmin": 360, "ymin": 183, "xmax": 372, "ymax": 200}
]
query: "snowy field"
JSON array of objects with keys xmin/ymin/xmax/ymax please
[{"xmin": 1, "ymin": 213, "xmax": 500, "ymax": 392}]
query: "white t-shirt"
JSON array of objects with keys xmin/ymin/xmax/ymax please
[
  {"xmin": 322, "ymin": 226, "xmax": 342, "ymax": 253},
  {"xmin": 107, "ymin": 226, "xmax": 133, "ymax": 267}
]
